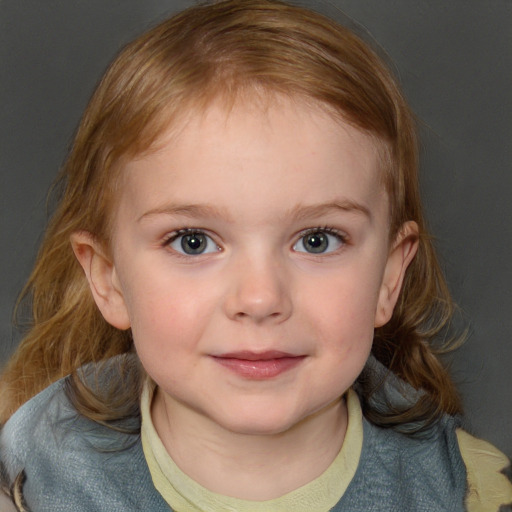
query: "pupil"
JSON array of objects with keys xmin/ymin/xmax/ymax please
[
  {"xmin": 305, "ymin": 232, "xmax": 328, "ymax": 253},
  {"xmin": 182, "ymin": 233, "xmax": 206, "ymax": 254}
]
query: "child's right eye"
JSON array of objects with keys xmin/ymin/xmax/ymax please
[{"xmin": 166, "ymin": 230, "xmax": 220, "ymax": 255}]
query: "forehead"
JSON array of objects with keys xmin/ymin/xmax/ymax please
[{"xmin": 117, "ymin": 95, "xmax": 388, "ymax": 226}]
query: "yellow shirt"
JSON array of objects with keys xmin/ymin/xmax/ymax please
[{"xmin": 141, "ymin": 384, "xmax": 512, "ymax": 511}]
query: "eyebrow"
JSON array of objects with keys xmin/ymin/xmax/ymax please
[
  {"xmin": 287, "ymin": 200, "xmax": 372, "ymax": 222},
  {"xmin": 138, "ymin": 203, "xmax": 233, "ymax": 223},
  {"xmin": 138, "ymin": 200, "xmax": 371, "ymax": 224}
]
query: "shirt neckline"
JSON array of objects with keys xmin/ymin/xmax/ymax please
[{"xmin": 140, "ymin": 383, "xmax": 363, "ymax": 512}]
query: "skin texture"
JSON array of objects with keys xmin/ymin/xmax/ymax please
[{"xmin": 72, "ymin": 95, "xmax": 418, "ymax": 500}]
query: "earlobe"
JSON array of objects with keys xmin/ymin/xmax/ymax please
[
  {"xmin": 374, "ymin": 221, "xmax": 419, "ymax": 328},
  {"xmin": 70, "ymin": 231, "xmax": 131, "ymax": 330}
]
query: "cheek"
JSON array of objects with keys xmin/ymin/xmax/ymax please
[
  {"xmin": 120, "ymin": 270, "xmax": 216, "ymax": 356},
  {"xmin": 127, "ymin": 285, "xmax": 211, "ymax": 388},
  {"xmin": 298, "ymin": 267, "xmax": 382, "ymax": 349}
]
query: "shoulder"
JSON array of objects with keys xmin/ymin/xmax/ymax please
[
  {"xmin": 456, "ymin": 429, "xmax": 512, "ymax": 511},
  {"xmin": 0, "ymin": 377, "xmax": 69, "ymax": 482},
  {"xmin": 0, "ymin": 375, "xmax": 135, "ymax": 481},
  {"xmin": 0, "ymin": 378, "xmax": 77, "ymax": 510},
  {"xmin": 352, "ymin": 416, "xmax": 511, "ymax": 511},
  {"xmin": 0, "ymin": 362, "xmax": 168, "ymax": 511},
  {"xmin": 364, "ymin": 413, "xmax": 468, "ymax": 485},
  {"xmin": 335, "ymin": 399, "xmax": 467, "ymax": 510},
  {"xmin": 347, "ymin": 385, "xmax": 464, "ymax": 473},
  {"xmin": 0, "ymin": 361, "xmax": 141, "ymax": 482}
]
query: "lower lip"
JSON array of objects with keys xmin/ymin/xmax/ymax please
[{"xmin": 212, "ymin": 356, "xmax": 305, "ymax": 379}]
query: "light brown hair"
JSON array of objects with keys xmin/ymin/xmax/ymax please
[{"xmin": 0, "ymin": 0, "xmax": 461, "ymax": 428}]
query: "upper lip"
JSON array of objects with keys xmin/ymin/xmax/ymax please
[{"xmin": 213, "ymin": 350, "xmax": 301, "ymax": 361}]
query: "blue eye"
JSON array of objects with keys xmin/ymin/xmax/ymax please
[
  {"xmin": 293, "ymin": 229, "xmax": 345, "ymax": 254},
  {"xmin": 168, "ymin": 230, "xmax": 220, "ymax": 255}
]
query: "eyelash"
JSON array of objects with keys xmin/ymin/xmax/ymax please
[
  {"xmin": 163, "ymin": 228, "xmax": 208, "ymax": 245},
  {"xmin": 297, "ymin": 226, "xmax": 346, "ymax": 240},
  {"xmin": 294, "ymin": 226, "xmax": 348, "ymax": 253},
  {"xmin": 162, "ymin": 226, "xmax": 348, "ymax": 257},
  {"xmin": 162, "ymin": 228, "xmax": 219, "ymax": 252}
]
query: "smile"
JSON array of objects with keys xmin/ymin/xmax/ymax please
[{"xmin": 211, "ymin": 351, "xmax": 306, "ymax": 379}]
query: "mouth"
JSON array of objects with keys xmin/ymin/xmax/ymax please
[{"xmin": 211, "ymin": 351, "xmax": 306, "ymax": 379}]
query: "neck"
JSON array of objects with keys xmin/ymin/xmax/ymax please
[{"xmin": 151, "ymin": 389, "xmax": 348, "ymax": 501}]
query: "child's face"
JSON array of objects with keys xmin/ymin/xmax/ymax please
[{"xmin": 82, "ymin": 96, "xmax": 416, "ymax": 436}]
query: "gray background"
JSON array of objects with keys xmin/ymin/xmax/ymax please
[{"xmin": 1, "ymin": 1, "xmax": 511, "ymax": 456}]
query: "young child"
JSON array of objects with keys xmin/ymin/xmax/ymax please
[{"xmin": 0, "ymin": 0, "xmax": 510, "ymax": 510}]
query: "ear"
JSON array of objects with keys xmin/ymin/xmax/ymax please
[
  {"xmin": 374, "ymin": 221, "xmax": 419, "ymax": 328},
  {"xmin": 70, "ymin": 231, "xmax": 131, "ymax": 330}
]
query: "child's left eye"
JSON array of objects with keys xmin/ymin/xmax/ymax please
[
  {"xmin": 293, "ymin": 229, "xmax": 346, "ymax": 254},
  {"xmin": 167, "ymin": 230, "xmax": 220, "ymax": 255}
]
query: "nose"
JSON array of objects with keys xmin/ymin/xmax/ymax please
[{"xmin": 223, "ymin": 254, "xmax": 292, "ymax": 324}]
